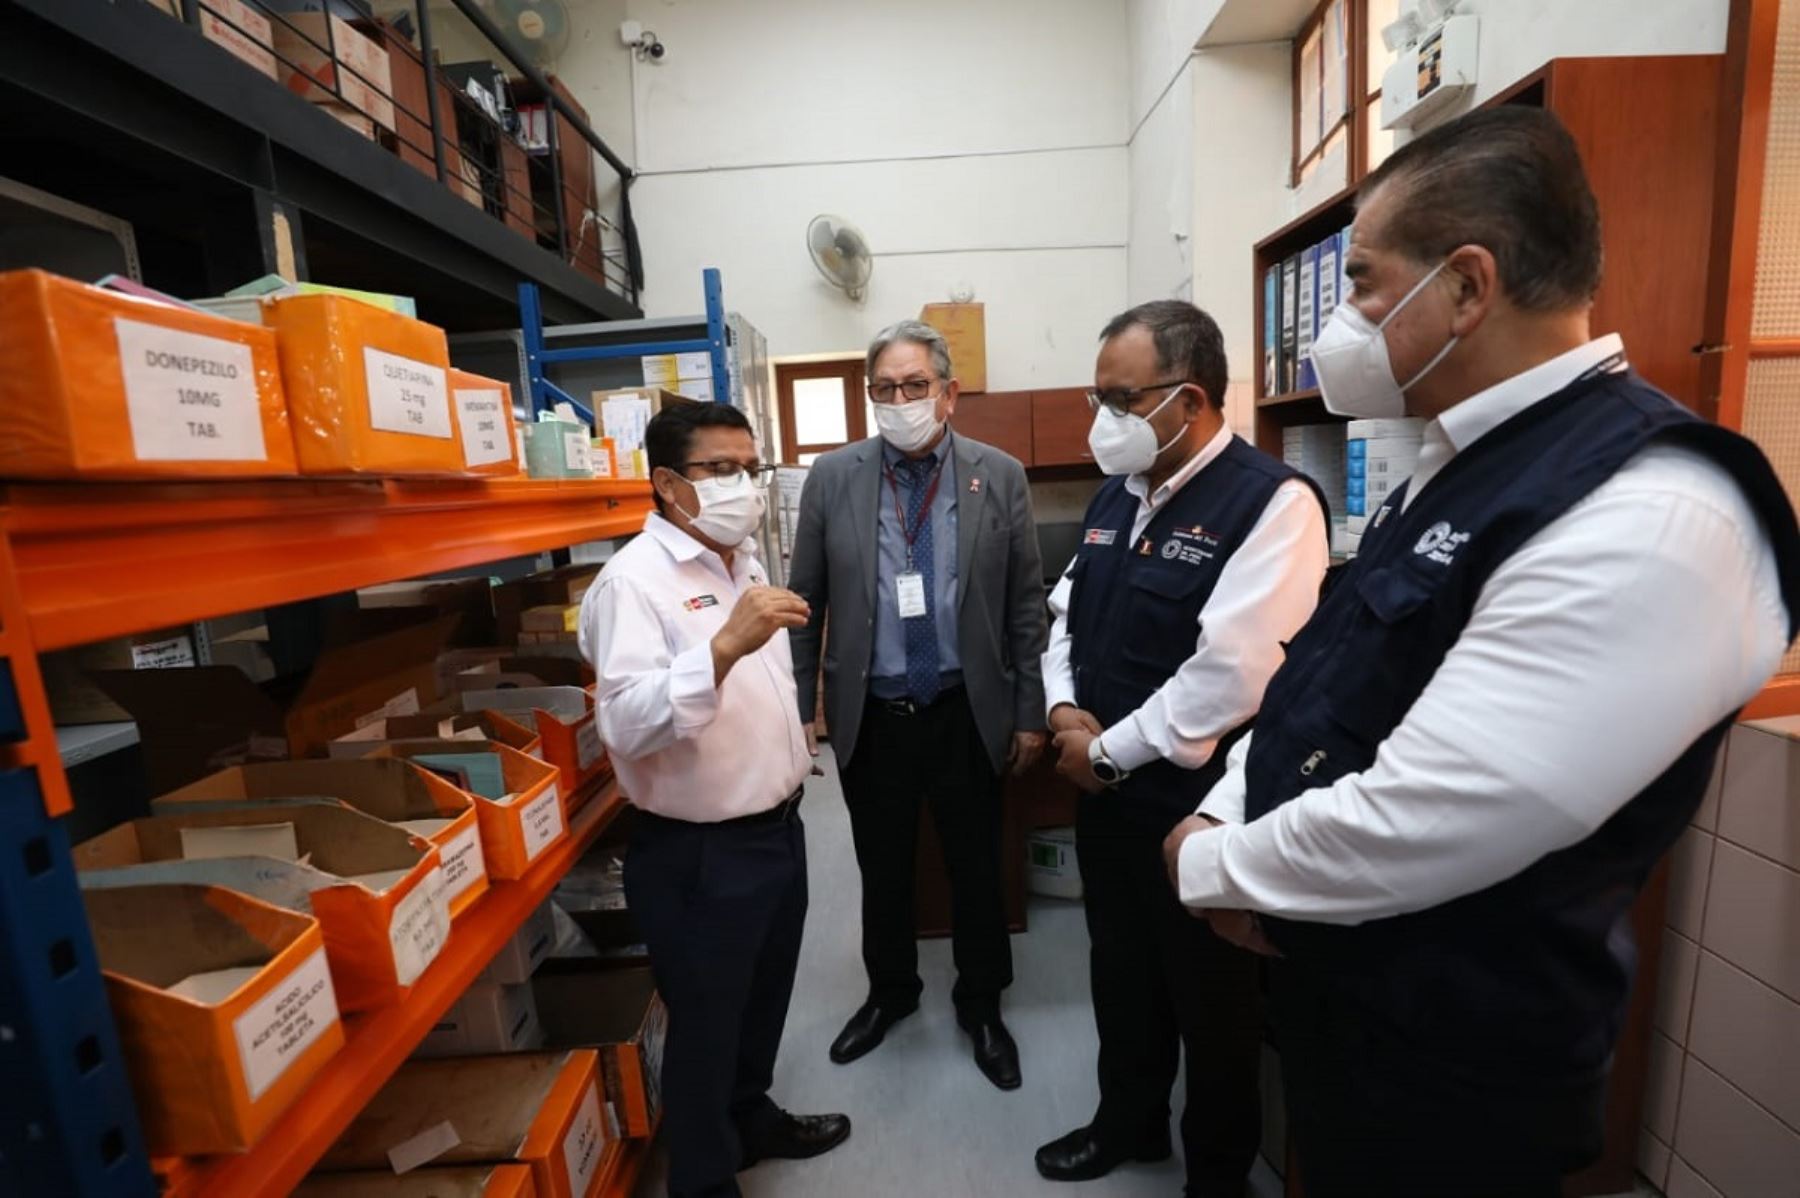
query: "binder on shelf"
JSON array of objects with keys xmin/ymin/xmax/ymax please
[
  {"xmin": 1280, "ymin": 255, "xmax": 1299, "ymax": 395},
  {"xmin": 1262, "ymin": 266, "xmax": 1280, "ymax": 399},
  {"xmin": 1337, "ymin": 226, "xmax": 1353, "ymax": 311},
  {"xmin": 1296, "ymin": 243, "xmax": 1320, "ymax": 392},
  {"xmin": 1313, "ymin": 232, "xmax": 1340, "ymax": 391}
]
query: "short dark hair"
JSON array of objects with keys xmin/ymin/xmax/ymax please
[
  {"xmin": 644, "ymin": 401, "xmax": 753, "ymax": 511},
  {"xmin": 1359, "ymin": 105, "xmax": 1602, "ymax": 312},
  {"xmin": 1099, "ymin": 300, "xmax": 1228, "ymax": 409}
]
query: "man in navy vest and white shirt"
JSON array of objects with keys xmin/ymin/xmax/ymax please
[
  {"xmin": 1167, "ymin": 106, "xmax": 1800, "ymax": 1196},
  {"xmin": 582, "ymin": 402, "xmax": 851, "ymax": 1198},
  {"xmin": 1034, "ymin": 301, "xmax": 1329, "ymax": 1195}
]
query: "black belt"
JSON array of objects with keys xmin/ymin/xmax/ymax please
[
  {"xmin": 869, "ymin": 684, "xmax": 965, "ymax": 717},
  {"xmin": 633, "ymin": 786, "xmax": 804, "ymax": 830}
]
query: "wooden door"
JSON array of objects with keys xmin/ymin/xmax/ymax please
[
  {"xmin": 951, "ymin": 390, "xmax": 1033, "ymax": 463},
  {"xmin": 775, "ymin": 360, "xmax": 868, "ymax": 464},
  {"xmin": 1030, "ymin": 387, "xmax": 1097, "ymax": 467}
]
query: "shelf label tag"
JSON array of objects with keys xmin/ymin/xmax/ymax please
[
  {"xmin": 115, "ymin": 318, "xmax": 268, "ymax": 462},
  {"xmin": 131, "ymin": 635, "xmax": 196, "ymax": 670},
  {"xmin": 564, "ymin": 430, "xmax": 593, "ymax": 475},
  {"xmin": 363, "ymin": 348, "xmax": 451, "ymax": 439},
  {"xmin": 438, "ymin": 822, "xmax": 486, "ymax": 907},
  {"xmin": 387, "ymin": 866, "xmax": 451, "ymax": 987},
  {"xmin": 520, "ymin": 783, "xmax": 564, "ymax": 861},
  {"xmin": 455, "ymin": 386, "xmax": 513, "ymax": 467},
  {"xmin": 562, "ymin": 1083, "xmax": 606, "ymax": 1197},
  {"xmin": 576, "ymin": 720, "xmax": 603, "ymax": 770},
  {"xmin": 232, "ymin": 946, "xmax": 338, "ymax": 1101}
]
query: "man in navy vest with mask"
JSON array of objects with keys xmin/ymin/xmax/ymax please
[
  {"xmin": 1167, "ymin": 106, "xmax": 1800, "ymax": 1196},
  {"xmin": 1034, "ymin": 301, "xmax": 1329, "ymax": 1194}
]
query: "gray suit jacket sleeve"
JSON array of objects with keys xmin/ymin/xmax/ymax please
[
  {"xmin": 1000, "ymin": 455, "xmax": 1049, "ymax": 732},
  {"xmin": 786, "ymin": 461, "xmax": 831, "ymax": 724}
]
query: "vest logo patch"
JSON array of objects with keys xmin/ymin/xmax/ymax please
[
  {"xmin": 1413, "ymin": 521, "xmax": 1472, "ymax": 565},
  {"xmin": 683, "ymin": 594, "xmax": 720, "ymax": 611},
  {"xmin": 1083, "ymin": 528, "xmax": 1117, "ymax": 546},
  {"xmin": 1171, "ymin": 524, "xmax": 1222, "ymax": 548},
  {"xmin": 1160, "ymin": 539, "xmax": 1182, "ymax": 560}
]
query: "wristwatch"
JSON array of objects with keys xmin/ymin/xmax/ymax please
[{"xmin": 1089, "ymin": 739, "xmax": 1129, "ymax": 786}]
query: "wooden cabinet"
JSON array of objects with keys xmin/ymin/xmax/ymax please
[
  {"xmin": 500, "ymin": 139, "xmax": 534, "ymax": 238},
  {"xmin": 952, "ymin": 390, "xmax": 1032, "ymax": 463},
  {"xmin": 1030, "ymin": 387, "xmax": 1095, "ymax": 467}
]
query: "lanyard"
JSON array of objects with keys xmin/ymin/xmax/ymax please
[{"xmin": 883, "ymin": 457, "xmax": 945, "ymax": 571}]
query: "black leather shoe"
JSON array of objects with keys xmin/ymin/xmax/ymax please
[
  {"xmin": 960, "ymin": 1015, "xmax": 1022, "ymax": 1090},
  {"xmin": 1034, "ymin": 1123, "xmax": 1172, "ymax": 1181},
  {"xmin": 829, "ymin": 1000, "xmax": 918, "ymax": 1064},
  {"xmin": 740, "ymin": 1110, "xmax": 852, "ymax": 1169}
]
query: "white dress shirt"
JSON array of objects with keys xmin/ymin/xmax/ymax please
[
  {"xmin": 579, "ymin": 513, "xmax": 812, "ymax": 823},
  {"xmin": 1043, "ymin": 422, "xmax": 1330, "ymax": 772},
  {"xmin": 1180, "ymin": 335, "xmax": 1791, "ymax": 921}
]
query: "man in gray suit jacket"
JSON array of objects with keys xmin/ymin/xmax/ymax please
[{"xmin": 789, "ymin": 320, "xmax": 1048, "ymax": 1092}]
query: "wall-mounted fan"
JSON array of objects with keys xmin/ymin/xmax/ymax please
[
  {"xmin": 807, "ymin": 214, "xmax": 872, "ymax": 303},
  {"xmin": 494, "ymin": 0, "xmax": 571, "ymax": 67}
]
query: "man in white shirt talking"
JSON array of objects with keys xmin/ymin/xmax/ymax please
[
  {"xmin": 1034, "ymin": 301, "xmax": 1328, "ymax": 1194},
  {"xmin": 1166, "ymin": 106, "xmax": 1800, "ymax": 1196},
  {"xmin": 581, "ymin": 402, "xmax": 850, "ymax": 1198}
]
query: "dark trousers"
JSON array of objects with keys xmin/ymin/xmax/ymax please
[
  {"xmin": 839, "ymin": 688, "xmax": 1012, "ymax": 1017},
  {"xmin": 623, "ymin": 806, "xmax": 809, "ymax": 1198},
  {"xmin": 1077, "ymin": 828, "xmax": 1262, "ymax": 1196},
  {"xmin": 1272, "ymin": 961, "xmax": 1608, "ymax": 1197}
]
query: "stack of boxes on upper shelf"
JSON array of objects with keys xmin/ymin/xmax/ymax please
[
  {"xmin": 0, "ymin": 269, "xmax": 541, "ymax": 482},
  {"xmin": 53, "ymin": 558, "xmax": 667, "ymax": 1192},
  {"xmin": 1283, "ymin": 423, "xmax": 1350, "ymax": 553},
  {"xmin": 1265, "ymin": 221, "xmax": 1353, "ymax": 399},
  {"xmin": 1281, "ymin": 417, "xmax": 1426, "ymax": 559}
]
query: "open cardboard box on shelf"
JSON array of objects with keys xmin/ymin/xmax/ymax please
[
  {"xmin": 148, "ymin": 758, "xmax": 490, "ymax": 918},
  {"xmin": 82, "ymin": 882, "xmax": 346, "ymax": 1157},
  {"xmin": 459, "ymin": 684, "xmax": 607, "ymax": 803},
  {"xmin": 331, "ymin": 707, "xmax": 544, "ymax": 762},
  {"xmin": 533, "ymin": 962, "xmax": 665, "ymax": 1140},
  {"xmin": 371, "ymin": 739, "xmax": 567, "ymax": 880},
  {"xmin": 74, "ymin": 803, "xmax": 450, "ymax": 1012}
]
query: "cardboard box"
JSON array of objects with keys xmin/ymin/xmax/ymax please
[
  {"xmin": 75, "ymin": 804, "xmax": 450, "ymax": 1012},
  {"xmin": 522, "ymin": 419, "xmax": 592, "ymax": 480},
  {"xmin": 82, "ymin": 883, "xmax": 345, "ymax": 1156},
  {"xmin": 920, "ymin": 302, "xmax": 986, "ymax": 393},
  {"xmin": 260, "ymin": 293, "xmax": 463, "ymax": 476},
  {"xmin": 483, "ymin": 898, "xmax": 557, "ymax": 986},
  {"xmin": 414, "ymin": 979, "xmax": 544, "ymax": 1059},
  {"xmin": 357, "ymin": 578, "xmax": 497, "ymax": 647},
  {"xmin": 520, "ymin": 605, "xmax": 580, "ymax": 635},
  {"xmin": 533, "ymin": 962, "xmax": 665, "ymax": 1139},
  {"xmin": 318, "ymin": 1050, "xmax": 612, "ymax": 1198},
  {"xmin": 639, "ymin": 352, "xmax": 712, "ymax": 387},
  {"xmin": 450, "ymin": 368, "xmax": 524, "ymax": 477},
  {"xmin": 1026, "ymin": 826, "xmax": 1080, "ymax": 900},
  {"xmin": 330, "ymin": 708, "xmax": 543, "ymax": 761},
  {"xmin": 461, "ymin": 686, "xmax": 606, "ymax": 801},
  {"xmin": 374, "ymin": 740, "xmax": 567, "ymax": 880},
  {"xmin": 318, "ymin": 102, "xmax": 376, "ymax": 140},
  {"xmin": 40, "ymin": 626, "xmax": 196, "ymax": 725},
  {"xmin": 271, "ymin": 13, "xmax": 396, "ymax": 131},
  {"xmin": 149, "ymin": 759, "xmax": 490, "ymax": 918},
  {"xmin": 296, "ymin": 1164, "xmax": 537, "ymax": 1198},
  {"xmin": 494, "ymin": 568, "xmax": 600, "ymax": 646},
  {"xmin": 199, "ymin": 0, "xmax": 278, "ymax": 81},
  {"xmin": 286, "ymin": 615, "xmax": 457, "ymax": 758},
  {"xmin": 0, "ymin": 269, "xmax": 296, "ymax": 480},
  {"xmin": 589, "ymin": 388, "xmax": 698, "ymax": 470},
  {"xmin": 668, "ymin": 377, "xmax": 715, "ymax": 404}
]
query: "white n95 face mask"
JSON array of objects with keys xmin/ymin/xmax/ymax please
[
  {"xmin": 872, "ymin": 395, "xmax": 944, "ymax": 453},
  {"xmin": 1087, "ymin": 384, "xmax": 1187, "ymax": 476},
  {"xmin": 1311, "ymin": 260, "xmax": 1459, "ymax": 419},
  {"xmin": 678, "ymin": 474, "xmax": 767, "ymax": 545}
]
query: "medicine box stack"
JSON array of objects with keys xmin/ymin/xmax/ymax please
[
  {"xmin": 1345, "ymin": 417, "xmax": 1425, "ymax": 540},
  {"xmin": 1282, "ymin": 423, "xmax": 1347, "ymax": 524},
  {"xmin": 640, "ymin": 351, "xmax": 714, "ymax": 403}
]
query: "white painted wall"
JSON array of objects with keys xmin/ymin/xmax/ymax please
[{"xmin": 1127, "ymin": 57, "xmax": 1195, "ymax": 305}]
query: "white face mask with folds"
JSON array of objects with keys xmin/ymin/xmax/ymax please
[
  {"xmin": 673, "ymin": 472, "xmax": 767, "ymax": 544},
  {"xmin": 1086, "ymin": 384, "xmax": 1188, "ymax": 476},
  {"xmin": 872, "ymin": 395, "xmax": 945, "ymax": 453},
  {"xmin": 1310, "ymin": 260, "xmax": 1459, "ymax": 419}
]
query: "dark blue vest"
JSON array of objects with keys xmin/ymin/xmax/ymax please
[
  {"xmin": 1244, "ymin": 368, "xmax": 1800, "ymax": 1076},
  {"xmin": 1070, "ymin": 436, "xmax": 1324, "ymax": 837}
]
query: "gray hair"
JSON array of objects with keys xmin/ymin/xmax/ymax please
[{"xmin": 866, "ymin": 320, "xmax": 953, "ymax": 381}]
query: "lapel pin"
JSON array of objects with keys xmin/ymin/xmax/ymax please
[{"xmin": 969, "ymin": 477, "xmax": 981, "ymax": 494}]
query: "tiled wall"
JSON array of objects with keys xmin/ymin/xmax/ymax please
[{"xmin": 1640, "ymin": 717, "xmax": 1800, "ymax": 1197}]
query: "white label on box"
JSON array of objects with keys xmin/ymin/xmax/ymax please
[
  {"xmin": 131, "ymin": 635, "xmax": 196, "ymax": 670},
  {"xmin": 363, "ymin": 348, "xmax": 452, "ymax": 439},
  {"xmin": 387, "ymin": 1119, "xmax": 461, "ymax": 1174},
  {"xmin": 520, "ymin": 784, "xmax": 564, "ymax": 861},
  {"xmin": 114, "ymin": 318, "xmax": 268, "ymax": 462},
  {"xmin": 455, "ymin": 387, "xmax": 513, "ymax": 467},
  {"xmin": 576, "ymin": 720, "xmax": 603, "ymax": 770},
  {"xmin": 232, "ymin": 946, "xmax": 338, "ymax": 1101},
  {"xmin": 562, "ymin": 1084, "xmax": 606, "ymax": 1198},
  {"xmin": 564, "ymin": 431, "xmax": 593, "ymax": 475},
  {"xmin": 439, "ymin": 823, "xmax": 486, "ymax": 907},
  {"xmin": 387, "ymin": 866, "xmax": 451, "ymax": 987},
  {"xmin": 355, "ymin": 688, "xmax": 421, "ymax": 729}
]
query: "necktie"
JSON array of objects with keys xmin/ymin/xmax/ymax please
[{"xmin": 898, "ymin": 456, "xmax": 941, "ymax": 706}]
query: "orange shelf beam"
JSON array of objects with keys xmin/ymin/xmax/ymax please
[
  {"xmin": 0, "ymin": 477, "xmax": 653, "ymax": 651},
  {"xmin": 156, "ymin": 781, "xmax": 626, "ymax": 1198}
]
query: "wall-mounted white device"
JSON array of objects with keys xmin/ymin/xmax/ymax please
[{"xmin": 1380, "ymin": 14, "xmax": 1478, "ymax": 130}]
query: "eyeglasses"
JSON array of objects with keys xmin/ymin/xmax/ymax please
[
  {"xmin": 1085, "ymin": 380, "xmax": 1191, "ymax": 418},
  {"xmin": 867, "ymin": 378, "xmax": 940, "ymax": 405},
  {"xmin": 678, "ymin": 460, "xmax": 778, "ymax": 485}
]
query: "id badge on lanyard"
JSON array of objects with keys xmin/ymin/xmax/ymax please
[{"xmin": 886, "ymin": 459, "xmax": 944, "ymax": 621}]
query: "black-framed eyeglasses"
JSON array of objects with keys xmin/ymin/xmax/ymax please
[
  {"xmin": 1085, "ymin": 380, "xmax": 1190, "ymax": 418},
  {"xmin": 867, "ymin": 377, "xmax": 940, "ymax": 404},
  {"xmin": 677, "ymin": 460, "xmax": 778, "ymax": 485}
]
